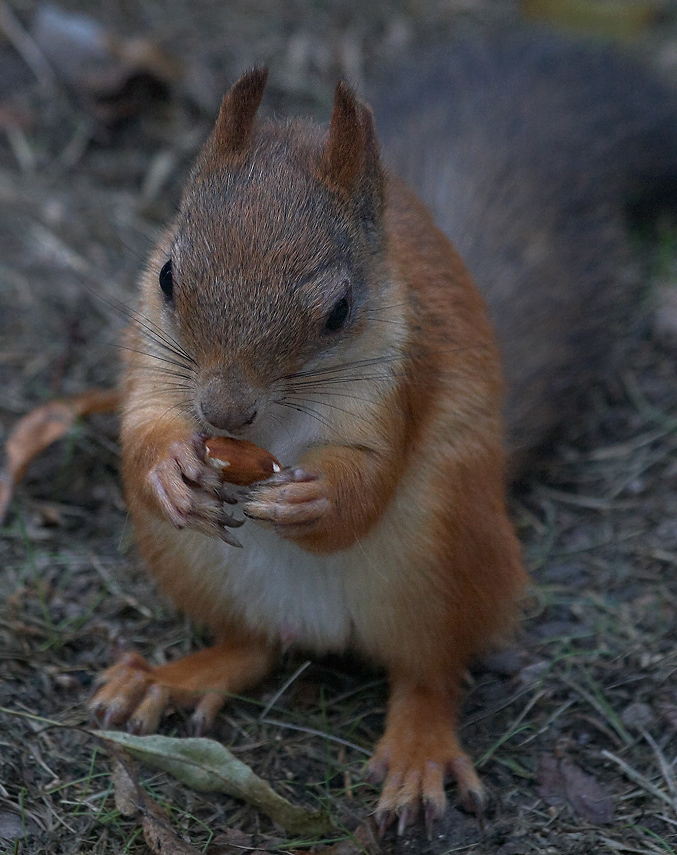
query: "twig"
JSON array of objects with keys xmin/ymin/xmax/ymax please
[
  {"xmin": 260, "ymin": 716, "xmax": 371, "ymax": 757},
  {"xmin": 259, "ymin": 660, "xmax": 311, "ymax": 720},
  {"xmin": 0, "ymin": 1, "xmax": 57, "ymax": 89},
  {"xmin": 640, "ymin": 727, "xmax": 677, "ymax": 813},
  {"xmin": 602, "ymin": 749, "xmax": 675, "ymax": 810}
]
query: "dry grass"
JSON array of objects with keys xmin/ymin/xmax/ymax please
[{"xmin": 1, "ymin": 1, "xmax": 677, "ymax": 853}]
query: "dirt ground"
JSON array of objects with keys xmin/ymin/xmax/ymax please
[{"xmin": 1, "ymin": 1, "xmax": 677, "ymax": 853}]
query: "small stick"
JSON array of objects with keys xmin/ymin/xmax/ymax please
[{"xmin": 0, "ymin": 1, "xmax": 57, "ymax": 90}]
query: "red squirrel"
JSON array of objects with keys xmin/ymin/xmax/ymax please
[
  {"xmin": 89, "ymin": 34, "xmax": 677, "ymax": 832},
  {"xmin": 89, "ymin": 67, "xmax": 526, "ymax": 831}
]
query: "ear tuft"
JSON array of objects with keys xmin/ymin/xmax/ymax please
[
  {"xmin": 319, "ymin": 81, "xmax": 384, "ymax": 239},
  {"xmin": 321, "ymin": 80, "xmax": 365, "ymax": 192},
  {"xmin": 212, "ymin": 67, "xmax": 268, "ymax": 156}
]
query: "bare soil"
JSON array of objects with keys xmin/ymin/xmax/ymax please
[{"xmin": 1, "ymin": 2, "xmax": 677, "ymax": 853}]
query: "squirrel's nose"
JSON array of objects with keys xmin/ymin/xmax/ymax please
[{"xmin": 199, "ymin": 377, "xmax": 258, "ymax": 433}]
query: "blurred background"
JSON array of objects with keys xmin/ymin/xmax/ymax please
[{"xmin": 2, "ymin": 2, "xmax": 677, "ymax": 854}]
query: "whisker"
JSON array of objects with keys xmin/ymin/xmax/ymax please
[
  {"xmin": 77, "ymin": 278, "xmax": 195, "ymax": 365},
  {"xmin": 132, "ymin": 315, "xmax": 195, "ymax": 365},
  {"xmin": 137, "ymin": 381, "xmax": 193, "ymax": 395},
  {"xmin": 286, "ymin": 372, "xmax": 407, "ymax": 386},
  {"xmin": 280, "ymin": 395, "xmax": 368, "ymax": 421},
  {"xmin": 284, "ymin": 343, "xmax": 488, "ymax": 383},
  {"xmin": 123, "ymin": 365, "xmax": 193, "ymax": 383},
  {"xmin": 134, "ymin": 328, "xmax": 193, "ymax": 361},
  {"xmin": 263, "ymin": 409, "xmax": 295, "ymax": 444},
  {"xmin": 281, "ymin": 386, "xmax": 379, "ymax": 406},
  {"xmin": 115, "ymin": 343, "xmax": 195, "ymax": 374},
  {"xmin": 117, "ymin": 312, "xmax": 194, "ymax": 367},
  {"xmin": 274, "ymin": 400, "xmax": 336, "ymax": 435},
  {"xmin": 111, "ymin": 301, "xmax": 195, "ymax": 365},
  {"xmin": 152, "ymin": 399, "xmax": 198, "ymax": 432},
  {"xmin": 284, "ymin": 353, "xmax": 407, "ymax": 380},
  {"xmin": 364, "ymin": 316, "xmax": 411, "ymax": 329},
  {"xmin": 366, "ymin": 300, "xmax": 410, "ymax": 312}
]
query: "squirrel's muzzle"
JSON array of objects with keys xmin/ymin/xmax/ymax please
[{"xmin": 198, "ymin": 374, "xmax": 259, "ymax": 434}]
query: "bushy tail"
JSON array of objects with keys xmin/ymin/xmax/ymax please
[{"xmin": 371, "ymin": 29, "xmax": 677, "ymax": 463}]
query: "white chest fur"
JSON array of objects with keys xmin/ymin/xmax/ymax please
[
  {"xmin": 212, "ymin": 526, "xmax": 353, "ymax": 652},
  {"xmin": 212, "ymin": 400, "xmax": 354, "ymax": 651},
  {"xmin": 190, "ymin": 348, "xmax": 406, "ymax": 653}
]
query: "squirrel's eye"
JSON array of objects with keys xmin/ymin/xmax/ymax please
[
  {"xmin": 324, "ymin": 292, "xmax": 351, "ymax": 333},
  {"xmin": 159, "ymin": 259, "xmax": 173, "ymax": 301}
]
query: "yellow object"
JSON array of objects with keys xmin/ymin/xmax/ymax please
[{"xmin": 522, "ymin": 0, "xmax": 658, "ymax": 39}]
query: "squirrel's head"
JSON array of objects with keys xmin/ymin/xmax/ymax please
[{"xmin": 148, "ymin": 67, "xmax": 392, "ymax": 438}]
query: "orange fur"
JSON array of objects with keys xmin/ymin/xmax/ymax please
[{"xmin": 93, "ymin": 69, "xmax": 528, "ymax": 831}]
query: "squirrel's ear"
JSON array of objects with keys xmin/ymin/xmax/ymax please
[
  {"xmin": 320, "ymin": 81, "xmax": 382, "ymax": 197},
  {"xmin": 212, "ymin": 67, "xmax": 268, "ymax": 155}
]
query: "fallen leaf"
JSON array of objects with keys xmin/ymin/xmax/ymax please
[
  {"xmin": 98, "ymin": 731, "xmax": 333, "ymax": 837},
  {"xmin": 143, "ymin": 797, "xmax": 201, "ymax": 855},
  {"xmin": 208, "ymin": 827, "xmax": 282, "ymax": 855},
  {"xmin": 537, "ymin": 753, "xmax": 566, "ymax": 806},
  {"xmin": 110, "ymin": 752, "xmax": 138, "ymax": 817},
  {"xmin": 0, "ymin": 387, "xmax": 119, "ymax": 523},
  {"xmin": 621, "ymin": 701, "xmax": 655, "ymax": 731},
  {"xmin": 559, "ymin": 758, "xmax": 614, "ymax": 825},
  {"xmin": 109, "ymin": 747, "xmax": 201, "ymax": 855},
  {"xmin": 209, "ymin": 819, "xmax": 379, "ymax": 855},
  {"xmin": 316, "ymin": 819, "xmax": 380, "ymax": 855},
  {"xmin": 537, "ymin": 753, "xmax": 613, "ymax": 825}
]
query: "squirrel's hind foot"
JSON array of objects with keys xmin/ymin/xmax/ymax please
[
  {"xmin": 89, "ymin": 640, "xmax": 275, "ymax": 735},
  {"xmin": 368, "ymin": 679, "xmax": 485, "ymax": 838}
]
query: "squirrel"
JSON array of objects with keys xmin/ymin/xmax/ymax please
[{"xmin": 88, "ymin": 30, "xmax": 677, "ymax": 834}]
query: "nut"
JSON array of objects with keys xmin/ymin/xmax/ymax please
[{"xmin": 203, "ymin": 436, "xmax": 281, "ymax": 486}]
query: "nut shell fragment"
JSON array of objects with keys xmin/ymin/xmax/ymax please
[{"xmin": 204, "ymin": 436, "xmax": 281, "ymax": 486}]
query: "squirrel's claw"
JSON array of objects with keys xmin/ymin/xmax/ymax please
[
  {"xmin": 450, "ymin": 755, "xmax": 486, "ymax": 817},
  {"xmin": 371, "ymin": 756, "xmax": 484, "ymax": 839},
  {"xmin": 89, "ymin": 642, "xmax": 274, "ymax": 736},
  {"xmin": 89, "ymin": 652, "xmax": 229, "ymax": 736},
  {"xmin": 147, "ymin": 437, "xmax": 247, "ymax": 544},
  {"xmin": 243, "ymin": 467, "xmax": 329, "ymax": 532},
  {"xmin": 368, "ymin": 682, "xmax": 485, "ymax": 839},
  {"xmin": 90, "ymin": 652, "xmax": 154, "ymax": 729},
  {"xmin": 218, "ymin": 527, "xmax": 243, "ymax": 548},
  {"xmin": 372, "ymin": 762, "xmax": 446, "ymax": 839}
]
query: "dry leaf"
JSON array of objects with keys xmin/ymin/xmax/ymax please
[
  {"xmin": 109, "ymin": 747, "xmax": 201, "ymax": 855},
  {"xmin": 210, "ymin": 819, "xmax": 379, "ymax": 855},
  {"xmin": 98, "ymin": 731, "xmax": 333, "ymax": 837},
  {"xmin": 143, "ymin": 797, "xmax": 201, "ymax": 855},
  {"xmin": 537, "ymin": 753, "xmax": 613, "ymax": 825},
  {"xmin": 208, "ymin": 827, "xmax": 282, "ymax": 855},
  {"xmin": 315, "ymin": 819, "xmax": 380, "ymax": 855},
  {"xmin": 0, "ymin": 388, "xmax": 119, "ymax": 523},
  {"xmin": 110, "ymin": 752, "xmax": 139, "ymax": 817},
  {"xmin": 559, "ymin": 758, "xmax": 614, "ymax": 825},
  {"xmin": 659, "ymin": 699, "xmax": 677, "ymax": 732}
]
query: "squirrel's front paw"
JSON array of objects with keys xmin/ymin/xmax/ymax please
[
  {"xmin": 148, "ymin": 434, "xmax": 244, "ymax": 546},
  {"xmin": 243, "ymin": 467, "xmax": 329, "ymax": 537}
]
